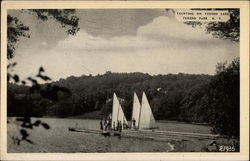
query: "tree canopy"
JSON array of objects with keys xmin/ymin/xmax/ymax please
[
  {"xmin": 7, "ymin": 9, "xmax": 79, "ymax": 59},
  {"xmin": 7, "ymin": 9, "xmax": 80, "ymax": 145}
]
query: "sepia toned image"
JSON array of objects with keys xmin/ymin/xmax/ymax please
[{"xmin": 1, "ymin": 1, "xmax": 249, "ymax": 161}]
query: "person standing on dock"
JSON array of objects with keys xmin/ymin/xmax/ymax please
[
  {"xmin": 113, "ymin": 121, "xmax": 116, "ymax": 130},
  {"xmin": 100, "ymin": 119, "xmax": 103, "ymax": 131},
  {"xmin": 107, "ymin": 119, "xmax": 111, "ymax": 130},
  {"xmin": 132, "ymin": 118, "xmax": 136, "ymax": 129},
  {"xmin": 118, "ymin": 121, "xmax": 122, "ymax": 132},
  {"xmin": 104, "ymin": 119, "xmax": 107, "ymax": 131},
  {"xmin": 108, "ymin": 116, "xmax": 112, "ymax": 130},
  {"xmin": 116, "ymin": 121, "xmax": 119, "ymax": 131},
  {"xmin": 123, "ymin": 121, "xmax": 126, "ymax": 129},
  {"xmin": 123, "ymin": 119, "xmax": 128, "ymax": 129}
]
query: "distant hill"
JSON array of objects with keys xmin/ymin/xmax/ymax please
[{"xmin": 7, "ymin": 72, "xmax": 211, "ymax": 122}]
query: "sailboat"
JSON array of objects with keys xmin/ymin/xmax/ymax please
[
  {"xmin": 111, "ymin": 93, "xmax": 128, "ymax": 131},
  {"xmin": 131, "ymin": 92, "xmax": 141, "ymax": 129},
  {"xmin": 111, "ymin": 93, "xmax": 119, "ymax": 129},
  {"xmin": 131, "ymin": 92, "xmax": 158, "ymax": 130},
  {"xmin": 138, "ymin": 92, "xmax": 158, "ymax": 129}
]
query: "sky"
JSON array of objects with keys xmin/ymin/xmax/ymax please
[{"xmin": 9, "ymin": 9, "xmax": 239, "ymax": 82}]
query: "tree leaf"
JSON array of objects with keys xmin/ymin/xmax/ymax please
[
  {"xmin": 12, "ymin": 62, "xmax": 17, "ymax": 67},
  {"xmin": 27, "ymin": 77, "xmax": 38, "ymax": 85},
  {"xmin": 41, "ymin": 123, "xmax": 50, "ymax": 129},
  {"xmin": 25, "ymin": 139, "xmax": 34, "ymax": 144},
  {"xmin": 39, "ymin": 67, "xmax": 45, "ymax": 73},
  {"xmin": 20, "ymin": 129, "xmax": 29, "ymax": 139},
  {"xmin": 33, "ymin": 120, "xmax": 41, "ymax": 126},
  {"xmin": 13, "ymin": 75, "xmax": 19, "ymax": 83}
]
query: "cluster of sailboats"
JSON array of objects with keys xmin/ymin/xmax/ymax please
[
  {"xmin": 69, "ymin": 92, "xmax": 220, "ymax": 140},
  {"xmin": 111, "ymin": 92, "xmax": 158, "ymax": 132},
  {"xmin": 69, "ymin": 91, "xmax": 158, "ymax": 136}
]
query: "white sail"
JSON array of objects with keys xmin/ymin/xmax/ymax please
[
  {"xmin": 111, "ymin": 93, "xmax": 128, "ymax": 129},
  {"xmin": 117, "ymin": 104, "xmax": 127, "ymax": 124},
  {"xmin": 111, "ymin": 93, "xmax": 119, "ymax": 129},
  {"xmin": 131, "ymin": 92, "xmax": 141, "ymax": 128},
  {"xmin": 138, "ymin": 92, "xmax": 157, "ymax": 129}
]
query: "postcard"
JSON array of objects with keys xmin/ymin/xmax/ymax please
[{"xmin": 1, "ymin": 1, "xmax": 249, "ymax": 160}]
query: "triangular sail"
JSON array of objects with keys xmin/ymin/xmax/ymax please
[
  {"xmin": 139, "ymin": 92, "xmax": 157, "ymax": 129},
  {"xmin": 117, "ymin": 104, "xmax": 127, "ymax": 124},
  {"xmin": 111, "ymin": 93, "xmax": 119, "ymax": 129},
  {"xmin": 131, "ymin": 92, "xmax": 141, "ymax": 128},
  {"xmin": 111, "ymin": 93, "xmax": 128, "ymax": 129}
]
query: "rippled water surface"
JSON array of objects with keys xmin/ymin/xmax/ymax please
[{"xmin": 7, "ymin": 117, "xmax": 211, "ymax": 152}]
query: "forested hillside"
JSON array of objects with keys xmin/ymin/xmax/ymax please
[
  {"xmin": 8, "ymin": 72, "xmax": 210, "ymax": 120},
  {"xmin": 7, "ymin": 59, "xmax": 239, "ymax": 137}
]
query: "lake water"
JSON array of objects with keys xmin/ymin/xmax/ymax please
[{"xmin": 7, "ymin": 117, "xmax": 212, "ymax": 153}]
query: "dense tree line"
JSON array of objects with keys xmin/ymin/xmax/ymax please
[
  {"xmin": 8, "ymin": 58, "xmax": 239, "ymax": 138},
  {"xmin": 7, "ymin": 72, "xmax": 210, "ymax": 118}
]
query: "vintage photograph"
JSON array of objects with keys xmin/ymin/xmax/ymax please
[{"xmin": 3, "ymin": 4, "xmax": 246, "ymax": 156}]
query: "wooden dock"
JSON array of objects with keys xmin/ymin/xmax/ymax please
[
  {"xmin": 123, "ymin": 129, "xmax": 219, "ymax": 141},
  {"xmin": 68, "ymin": 127, "xmax": 219, "ymax": 141}
]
